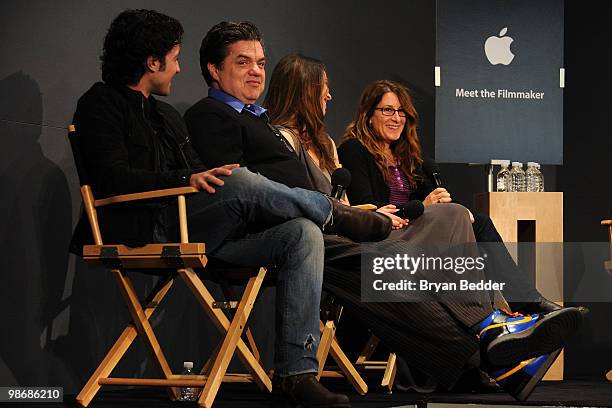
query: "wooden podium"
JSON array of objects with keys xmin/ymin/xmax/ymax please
[{"xmin": 473, "ymin": 192, "xmax": 564, "ymax": 380}]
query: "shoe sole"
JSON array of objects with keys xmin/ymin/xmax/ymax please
[
  {"xmin": 508, "ymin": 349, "xmax": 561, "ymax": 401},
  {"xmin": 486, "ymin": 308, "xmax": 582, "ymax": 367}
]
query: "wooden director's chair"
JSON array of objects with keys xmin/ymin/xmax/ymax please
[
  {"xmin": 317, "ymin": 319, "xmax": 395, "ymax": 394},
  {"xmin": 315, "ymin": 204, "xmax": 398, "ymax": 394},
  {"xmin": 68, "ymin": 125, "xmax": 271, "ymax": 408}
]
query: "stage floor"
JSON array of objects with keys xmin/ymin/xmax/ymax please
[{"xmin": 32, "ymin": 380, "xmax": 612, "ymax": 407}]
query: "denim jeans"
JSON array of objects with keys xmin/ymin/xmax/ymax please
[
  {"xmin": 163, "ymin": 168, "xmax": 329, "ymax": 375},
  {"xmin": 212, "ymin": 218, "xmax": 324, "ymax": 376},
  {"xmin": 163, "ymin": 167, "xmax": 331, "ymax": 252}
]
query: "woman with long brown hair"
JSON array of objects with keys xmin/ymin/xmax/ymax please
[
  {"xmin": 338, "ymin": 80, "xmax": 451, "ymax": 212},
  {"xmin": 265, "ymin": 54, "xmax": 406, "ymax": 226},
  {"xmin": 342, "ymin": 81, "xmax": 423, "ymax": 196},
  {"xmin": 338, "ymin": 80, "xmax": 568, "ymax": 312},
  {"xmin": 264, "ymin": 53, "xmax": 339, "ymax": 196},
  {"xmin": 264, "ymin": 53, "xmax": 336, "ymax": 187}
]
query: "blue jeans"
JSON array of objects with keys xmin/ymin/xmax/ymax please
[
  {"xmin": 212, "ymin": 218, "xmax": 324, "ymax": 376},
  {"xmin": 165, "ymin": 168, "xmax": 330, "ymax": 253},
  {"xmin": 163, "ymin": 168, "xmax": 329, "ymax": 375}
]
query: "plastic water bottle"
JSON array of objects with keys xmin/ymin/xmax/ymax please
[
  {"xmin": 179, "ymin": 361, "xmax": 199, "ymax": 401},
  {"xmin": 509, "ymin": 162, "xmax": 526, "ymax": 192},
  {"xmin": 496, "ymin": 160, "xmax": 511, "ymax": 192},
  {"xmin": 526, "ymin": 162, "xmax": 539, "ymax": 192},
  {"xmin": 535, "ymin": 163, "xmax": 545, "ymax": 191}
]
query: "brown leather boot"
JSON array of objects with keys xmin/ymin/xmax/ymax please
[
  {"xmin": 272, "ymin": 373, "xmax": 351, "ymax": 407},
  {"xmin": 323, "ymin": 198, "xmax": 391, "ymax": 242}
]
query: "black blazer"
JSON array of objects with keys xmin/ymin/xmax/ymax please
[
  {"xmin": 70, "ymin": 83, "xmax": 205, "ymax": 253},
  {"xmin": 337, "ymin": 138, "xmax": 436, "ymax": 207},
  {"xmin": 184, "ymin": 96, "xmax": 312, "ymax": 190}
]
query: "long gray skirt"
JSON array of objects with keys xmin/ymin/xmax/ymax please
[{"xmin": 322, "ymin": 203, "xmax": 493, "ymax": 389}]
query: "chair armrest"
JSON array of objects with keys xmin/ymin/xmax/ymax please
[
  {"xmin": 94, "ymin": 186, "xmax": 199, "ymax": 207},
  {"xmin": 352, "ymin": 204, "xmax": 378, "ymax": 211},
  {"xmin": 601, "ymin": 220, "xmax": 612, "ymax": 226}
]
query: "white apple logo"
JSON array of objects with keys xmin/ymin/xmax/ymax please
[{"xmin": 484, "ymin": 27, "xmax": 515, "ymax": 65}]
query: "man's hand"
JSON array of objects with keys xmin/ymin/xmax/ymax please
[
  {"xmin": 423, "ymin": 187, "xmax": 452, "ymax": 206},
  {"xmin": 189, "ymin": 164, "xmax": 240, "ymax": 193},
  {"xmin": 377, "ymin": 204, "xmax": 409, "ymax": 229}
]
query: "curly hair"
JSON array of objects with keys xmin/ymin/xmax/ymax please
[
  {"xmin": 199, "ymin": 21, "xmax": 264, "ymax": 86},
  {"xmin": 264, "ymin": 54, "xmax": 336, "ymax": 174},
  {"xmin": 101, "ymin": 9, "xmax": 183, "ymax": 86},
  {"xmin": 341, "ymin": 80, "xmax": 423, "ymax": 187}
]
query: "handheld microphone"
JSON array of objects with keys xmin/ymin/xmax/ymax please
[
  {"xmin": 398, "ymin": 200, "xmax": 424, "ymax": 220},
  {"xmin": 422, "ymin": 158, "xmax": 442, "ymax": 187},
  {"xmin": 330, "ymin": 168, "xmax": 351, "ymax": 200}
]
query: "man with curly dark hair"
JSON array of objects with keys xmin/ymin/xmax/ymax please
[
  {"xmin": 100, "ymin": 9, "xmax": 184, "ymax": 88},
  {"xmin": 70, "ymin": 10, "xmax": 389, "ymax": 408}
]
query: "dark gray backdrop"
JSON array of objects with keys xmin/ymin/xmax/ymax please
[{"xmin": 0, "ymin": 0, "xmax": 609, "ymax": 394}]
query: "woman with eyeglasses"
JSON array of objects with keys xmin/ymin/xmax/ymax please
[
  {"xmin": 338, "ymin": 80, "xmax": 449, "ymax": 213},
  {"xmin": 337, "ymin": 80, "xmax": 569, "ymax": 313}
]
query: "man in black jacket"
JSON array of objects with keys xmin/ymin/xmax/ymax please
[
  {"xmin": 71, "ymin": 10, "xmax": 393, "ymax": 408},
  {"xmin": 185, "ymin": 20, "xmax": 584, "ymax": 403}
]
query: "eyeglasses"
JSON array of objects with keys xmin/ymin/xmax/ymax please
[{"xmin": 375, "ymin": 107, "xmax": 407, "ymax": 117}]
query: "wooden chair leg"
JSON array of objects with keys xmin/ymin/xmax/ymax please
[
  {"xmin": 244, "ymin": 328, "xmax": 262, "ymax": 364},
  {"xmin": 316, "ymin": 320, "xmax": 335, "ymax": 379},
  {"xmin": 317, "ymin": 320, "xmax": 368, "ymax": 394},
  {"xmin": 197, "ymin": 270, "xmax": 265, "ymax": 408},
  {"xmin": 355, "ymin": 334, "xmax": 400, "ymax": 394},
  {"xmin": 76, "ymin": 274, "xmax": 174, "ymax": 407},
  {"xmin": 113, "ymin": 270, "xmax": 180, "ymax": 401},
  {"xmin": 178, "ymin": 268, "xmax": 272, "ymax": 404},
  {"xmin": 221, "ymin": 284, "xmax": 263, "ymax": 364},
  {"xmin": 381, "ymin": 353, "xmax": 397, "ymax": 392},
  {"xmin": 329, "ymin": 336, "xmax": 369, "ymax": 395},
  {"xmin": 356, "ymin": 335, "xmax": 379, "ymax": 365}
]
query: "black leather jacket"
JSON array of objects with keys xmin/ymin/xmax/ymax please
[{"xmin": 70, "ymin": 82, "xmax": 205, "ymax": 253}]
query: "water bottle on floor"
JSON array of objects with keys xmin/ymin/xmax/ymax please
[{"xmin": 179, "ymin": 361, "xmax": 198, "ymax": 402}]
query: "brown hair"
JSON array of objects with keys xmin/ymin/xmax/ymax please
[
  {"xmin": 341, "ymin": 80, "xmax": 422, "ymax": 186},
  {"xmin": 264, "ymin": 53, "xmax": 336, "ymax": 174}
]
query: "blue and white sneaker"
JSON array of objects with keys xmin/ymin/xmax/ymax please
[
  {"xmin": 489, "ymin": 349, "xmax": 561, "ymax": 401},
  {"xmin": 478, "ymin": 308, "xmax": 582, "ymax": 367}
]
